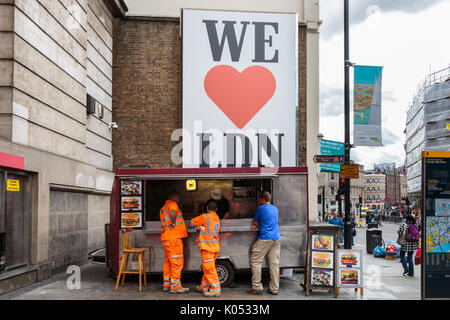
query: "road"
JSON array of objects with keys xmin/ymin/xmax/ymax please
[{"xmin": 0, "ymin": 221, "xmax": 420, "ymax": 300}]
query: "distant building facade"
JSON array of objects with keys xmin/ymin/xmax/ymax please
[
  {"xmin": 318, "ymin": 165, "xmax": 364, "ymax": 217},
  {"xmin": 362, "ymin": 173, "xmax": 386, "ymax": 210},
  {"xmin": 405, "ymin": 67, "xmax": 450, "ymax": 199}
]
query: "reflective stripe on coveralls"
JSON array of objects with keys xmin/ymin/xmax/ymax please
[
  {"xmin": 190, "ymin": 212, "xmax": 221, "ymax": 293},
  {"xmin": 196, "ymin": 213, "xmax": 220, "ymax": 252},
  {"xmin": 160, "ymin": 200, "xmax": 187, "ymax": 291},
  {"xmin": 199, "ymin": 250, "xmax": 220, "ymax": 293},
  {"xmin": 161, "ymin": 238, "xmax": 184, "ymax": 291},
  {"xmin": 160, "ymin": 200, "xmax": 187, "ymax": 241}
]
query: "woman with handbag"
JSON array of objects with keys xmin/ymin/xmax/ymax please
[{"xmin": 397, "ymin": 215, "xmax": 420, "ymax": 277}]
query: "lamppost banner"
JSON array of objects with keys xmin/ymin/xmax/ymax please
[{"xmin": 353, "ymin": 65, "xmax": 383, "ymax": 147}]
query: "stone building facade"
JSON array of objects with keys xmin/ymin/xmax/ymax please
[
  {"xmin": 0, "ymin": 0, "xmax": 125, "ymax": 293},
  {"xmin": 362, "ymin": 173, "xmax": 386, "ymax": 210},
  {"xmin": 318, "ymin": 165, "xmax": 364, "ymax": 218}
]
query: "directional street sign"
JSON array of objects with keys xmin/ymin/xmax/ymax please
[
  {"xmin": 313, "ymin": 155, "xmax": 345, "ymax": 163},
  {"xmin": 319, "ymin": 139, "xmax": 345, "ymax": 172}
]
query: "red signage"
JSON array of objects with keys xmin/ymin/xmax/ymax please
[{"xmin": 0, "ymin": 152, "xmax": 25, "ymax": 170}]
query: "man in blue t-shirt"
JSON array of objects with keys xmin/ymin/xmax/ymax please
[
  {"xmin": 329, "ymin": 210, "xmax": 344, "ymax": 244},
  {"xmin": 328, "ymin": 210, "xmax": 344, "ymax": 231},
  {"xmin": 248, "ymin": 191, "xmax": 281, "ymax": 296}
]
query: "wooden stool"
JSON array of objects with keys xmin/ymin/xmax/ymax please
[{"xmin": 114, "ymin": 228, "xmax": 147, "ymax": 292}]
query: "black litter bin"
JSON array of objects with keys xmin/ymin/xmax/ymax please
[
  {"xmin": 366, "ymin": 229, "xmax": 383, "ymax": 254},
  {"xmin": 367, "ymin": 222, "xmax": 378, "ymax": 229}
]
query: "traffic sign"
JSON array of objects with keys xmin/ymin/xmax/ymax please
[
  {"xmin": 340, "ymin": 195, "xmax": 345, "ymax": 200},
  {"xmin": 340, "ymin": 164, "xmax": 359, "ymax": 179},
  {"xmin": 313, "ymin": 155, "xmax": 345, "ymax": 163}
]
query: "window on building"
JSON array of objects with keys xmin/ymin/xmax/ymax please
[
  {"xmin": 330, "ymin": 173, "xmax": 335, "ymax": 180},
  {"xmin": 330, "ymin": 186, "xmax": 335, "ymax": 195}
]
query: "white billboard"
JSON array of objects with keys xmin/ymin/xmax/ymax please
[{"xmin": 181, "ymin": 9, "xmax": 298, "ymax": 168}]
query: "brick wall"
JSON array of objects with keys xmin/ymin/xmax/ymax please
[
  {"xmin": 112, "ymin": 18, "xmax": 307, "ymax": 169},
  {"xmin": 297, "ymin": 25, "xmax": 307, "ymax": 167}
]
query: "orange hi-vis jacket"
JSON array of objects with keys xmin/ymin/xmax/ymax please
[
  {"xmin": 160, "ymin": 200, "xmax": 187, "ymax": 241},
  {"xmin": 189, "ymin": 212, "xmax": 220, "ymax": 253}
]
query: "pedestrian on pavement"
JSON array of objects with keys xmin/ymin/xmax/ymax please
[
  {"xmin": 160, "ymin": 191, "xmax": 190, "ymax": 294},
  {"xmin": 329, "ymin": 210, "xmax": 344, "ymax": 244},
  {"xmin": 397, "ymin": 214, "xmax": 420, "ymax": 277},
  {"xmin": 189, "ymin": 200, "xmax": 222, "ymax": 297},
  {"xmin": 248, "ymin": 191, "xmax": 281, "ymax": 296},
  {"xmin": 377, "ymin": 212, "xmax": 383, "ymax": 227},
  {"xmin": 351, "ymin": 213, "xmax": 356, "ymax": 246}
]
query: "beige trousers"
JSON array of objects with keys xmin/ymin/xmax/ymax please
[{"xmin": 250, "ymin": 239, "xmax": 281, "ymax": 291}]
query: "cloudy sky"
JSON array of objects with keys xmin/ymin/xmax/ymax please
[{"xmin": 319, "ymin": 0, "xmax": 450, "ymax": 170}]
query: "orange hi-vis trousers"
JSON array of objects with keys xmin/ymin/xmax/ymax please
[
  {"xmin": 199, "ymin": 250, "xmax": 221, "ymax": 293},
  {"xmin": 162, "ymin": 239, "xmax": 184, "ymax": 291}
]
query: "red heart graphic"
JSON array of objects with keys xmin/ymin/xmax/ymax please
[{"xmin": 204, "ymin": 65, "xmax": 276, "ymax": 129}]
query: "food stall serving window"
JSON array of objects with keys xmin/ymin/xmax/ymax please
[{"xmin": 144, "ymin": 178, "xmax": 272, "ymax": 222}]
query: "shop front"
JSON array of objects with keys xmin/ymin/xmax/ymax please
[
  {"xmin": 0, "ymin": 153, "xmax": 32, "ymax": 274},
  {"xmin": 107, "ymin": 167, "xmax": 308, "ymax": 285},
  {"xmin": 110, "ymin": 2, "xmax": 321, "ymax": 288}
]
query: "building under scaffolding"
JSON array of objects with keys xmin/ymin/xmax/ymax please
[{"xmin": 405, "ymin": 66, "xmax": 450, "ymax": 201}]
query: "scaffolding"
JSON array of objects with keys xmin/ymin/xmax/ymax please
[{"xmin": 405, "ymin": 66, "xmax": 450, "ymax": 193}]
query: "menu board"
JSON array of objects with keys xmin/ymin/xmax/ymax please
[
  {"xmin": 337, "ymin": 250, "xmax": 363, "ymax": 287},
  {"xmin": 422, "ymin": 152, "xmax": 450, "ymax": 299},
  {"xmin": 120, "ymin": 180, "xmax": 143, "ymax": 229},
  {"xmin": 308, "ymin": 233, "xmax": 336, "ymax": 289}
]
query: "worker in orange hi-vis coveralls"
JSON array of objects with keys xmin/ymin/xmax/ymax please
[
  {"xmin": 188, "ymin": 200, "xmax": 221, "ymax": 297},
  {"xmin": 160, "ymin": 191, "xmax": 189, "ymax": 294}
]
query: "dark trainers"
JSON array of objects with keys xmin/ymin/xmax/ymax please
[
  {"xmin": 247, "ymin": 288, "xmax": 263, "ymax": 295},
  {"xmin": 402, "ymin": 270, "xmax": 409, "ymax": 276},
  {"xmin": 407, "ymin": 274, "xmax": 414, "ymax": 277}
]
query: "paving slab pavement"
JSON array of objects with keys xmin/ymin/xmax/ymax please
[{"xmin": 0, "ymin": 221, "xmax": 420, "ymax": 300}]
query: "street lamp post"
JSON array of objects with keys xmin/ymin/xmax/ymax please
[{"xmin": 343, "ymin": 0, "xmax": 353, "ymax": 249}]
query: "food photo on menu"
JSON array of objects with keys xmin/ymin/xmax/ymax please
[
  {"xmin": 312, "ymin": 235, "xmax": 333, "ymax": 251},
  {"xmin": 121, "ymin": 212, "xmax": 142, "ymax": 228},
  {"xmin": 311, "ymin": 269, "xmax": 333, "ymax": 287},
  {"xmin": 121, "ymin": 197, "xmax": 142, "ymax": 211},
  {"xmin": 340, "ymin": 253, "xmax": 358, "ymax": 266},
  {"xmin": 121, "ymin": 181, "xmax": 142, "ymax": 195},
  {"xmin": 340, "ymin": 269, "xmax": 359, "ymax": 285},
  {"xmin": 312, "ymin": 252, "xmax": 333, "ymax": 268}
]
